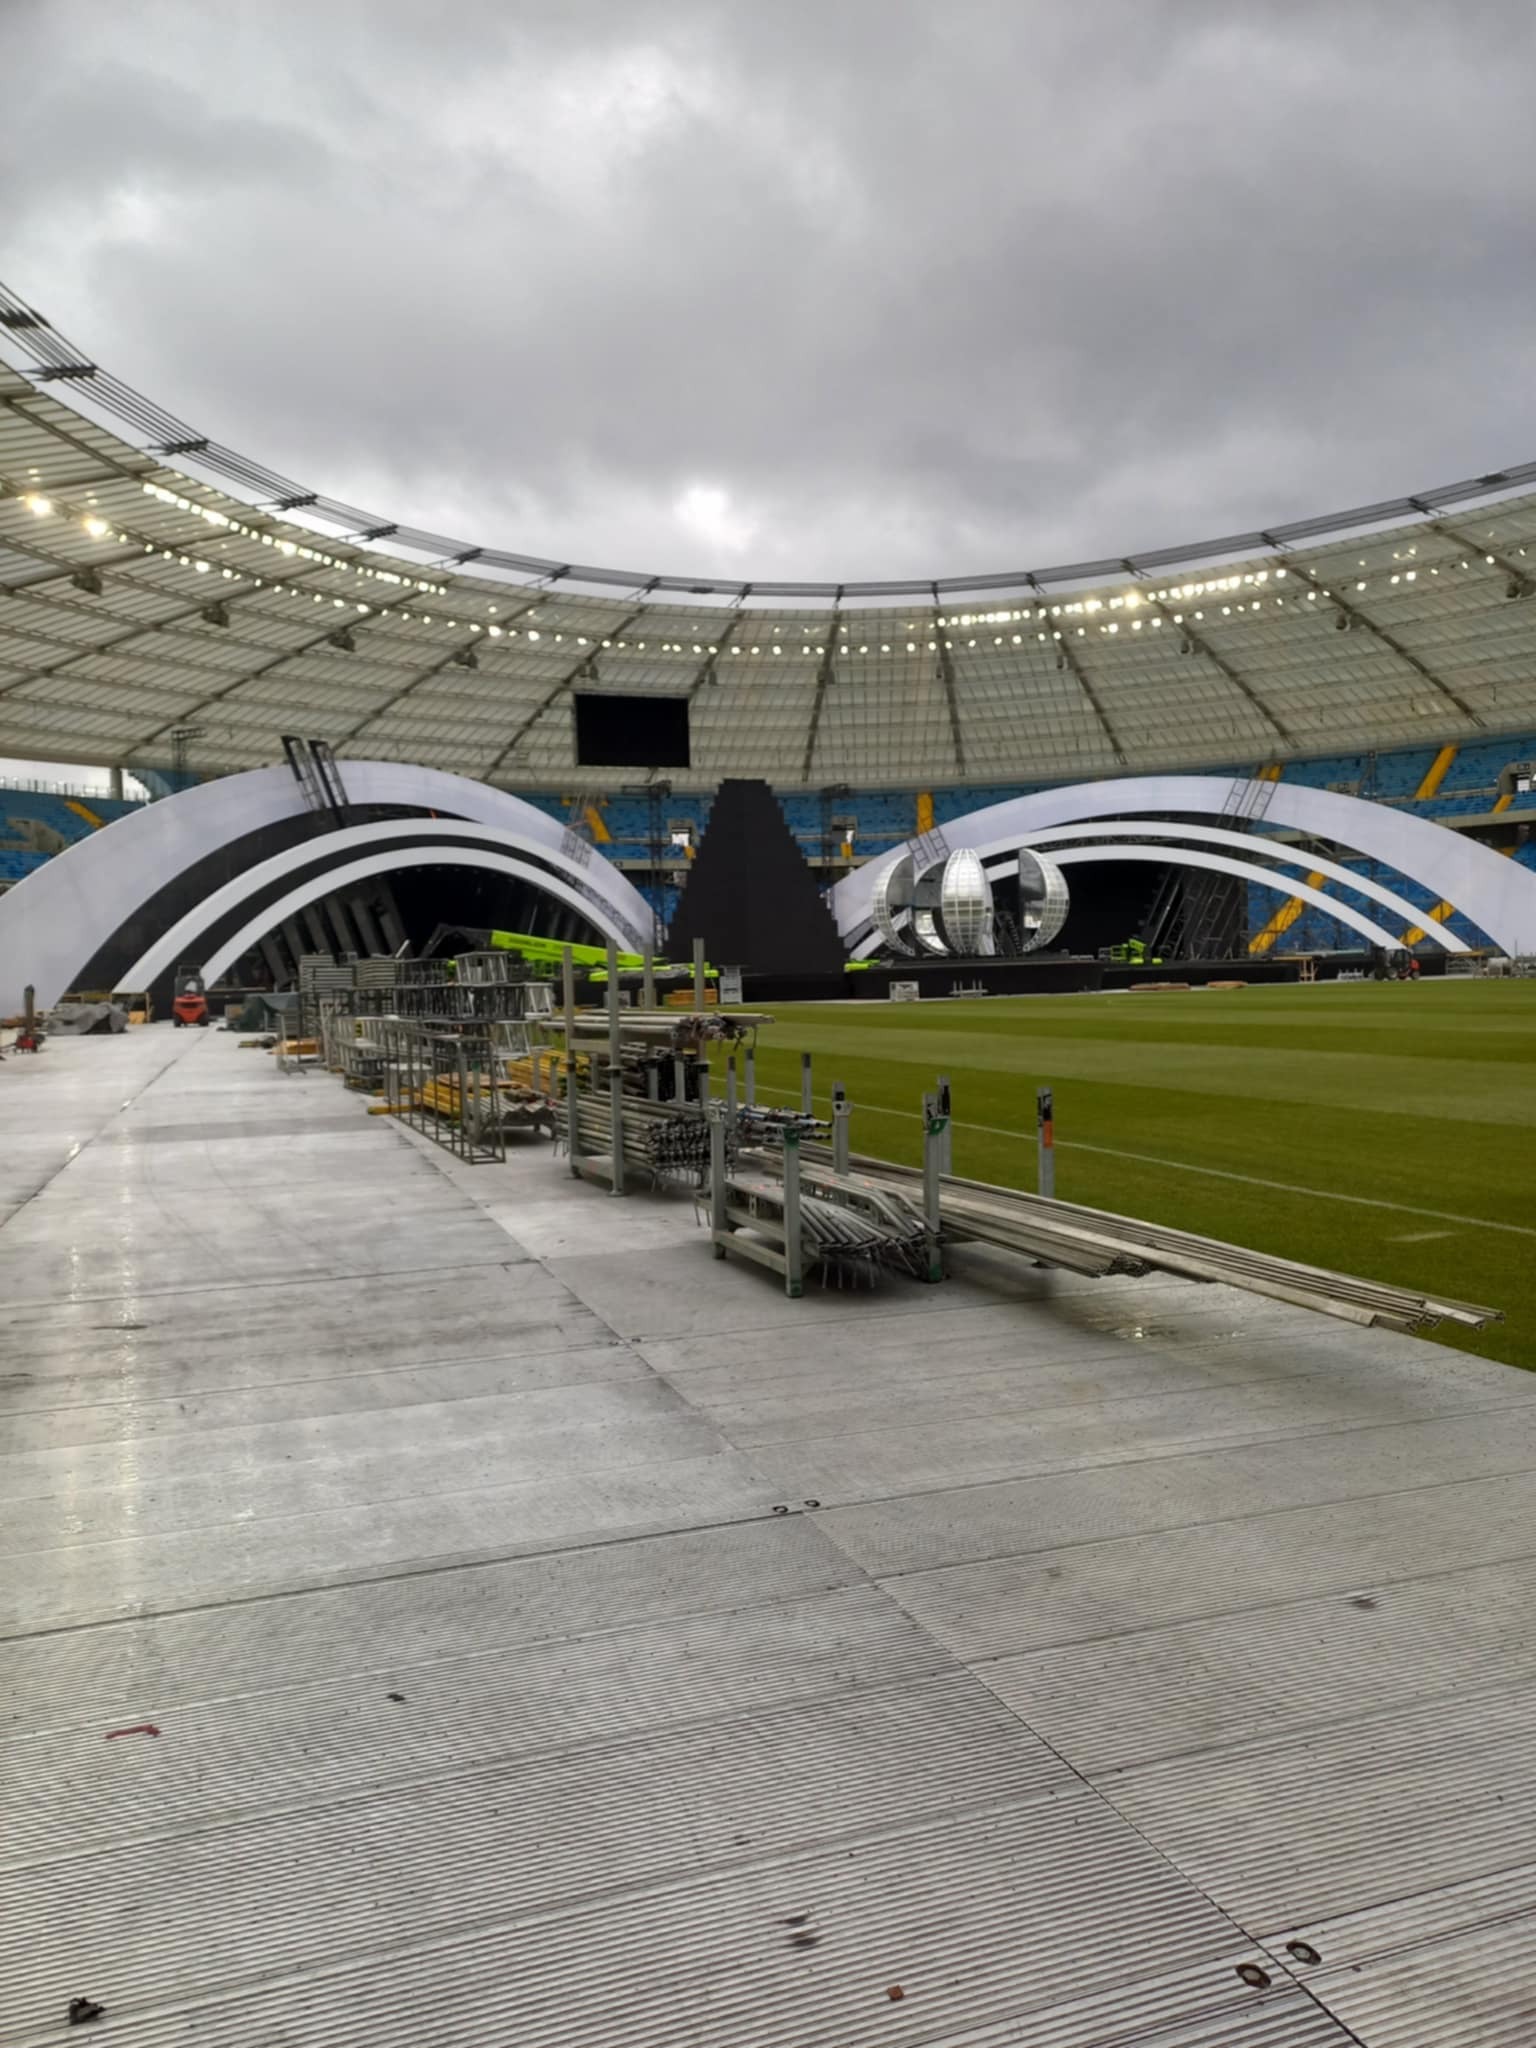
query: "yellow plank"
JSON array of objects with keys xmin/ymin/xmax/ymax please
[
  {"xmin": 583, "ymin": 804, "xmax": 612, "ymax": 844},
  {"xmin": 63, "ymin": 798, "xmax": 105, "ymax": 830},
  {"xmin": 1415, "ymin": 744, "xmax": 1457, "ymax": 801},
  {"xmin": 916, "ymin": 791, "xmax": 934, "ymax": 835},
  {"xmin": 1493, "ymin": 791, "xmax": 1514, "ymax": 814}
]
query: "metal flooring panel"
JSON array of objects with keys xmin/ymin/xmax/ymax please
[
  {"xmin": 0, "ymin": 1382, "xmax": 726, "ymax": 1548},
  {"xmin": 1306, "ymin": 1918, "xmax": 1536, "ymax": 2048},
  {"xmin": 1, "ymin": 1446, "xmax": 779, "ymax": 1633},
  {"xmin": 2, "ymin": 1682, "xmax": 1080, "ymax": 2034},
  {"xmin": 980, "ymin": 1553, "xmax": 1536, "ymax": 1773},
  {"xmin": 1, "ymin": 1516, "xmax": 860, "ymax": 1731},
  {"xmin": 0, "ymin": 1342, "xmax": 648, "ymax": 1453},
  {"xmin": 1107, "ymin": 1682, "xmax": 1536, "ymax": 1931},
  {"xmin": 717, "ymin": 1363, "xmax": 1536, "ymax": 1502},
  {"xmin": 0, "ymin": 1786, "xmax": 1267, "ymax": 2048},
  {"xmin": 480, "ymin": 1188, "xmax": 712, "ymax": 1258},
  {"xmin": 764, "ymin": 1385, "xmax": 1536, "ymax": 1513},
  {"xmin": 0, "ymin": 1210, "xmax": 524, "ymax": 1304},
  {"xmin": 1279, "ymin": 1860, "xmax": 1536, "ymax": 1978},
  {"xmin": 640, "ymin": 1280, "xmax": 1280, "ymax": 1377},
  {"xmin": 102, "ymin": 1113, "xmax": 376, "ymax": 1144},
  {"xmin": 3, "ymin": 1949, "xmax": 1354, "ymax": 2048},
  {"xmin": 544, "ymin": 1237, "xmax": 1091, "ymax": 1342},
  {"xmin": 3, "ymin": 1029, "xmax": 1529, "ymax": 2044},
  {"xmin": 0, "ymin": 1260, "xmax": 608, "ymax": 1401},
  {"xmin": 3, "ymin": 1583, "xmax": 955, "ymax": 1866},
  {"xmin": 816, "ymin": 1401, "xmax": 1536, "ymax": 1575},
  {"xmin": 877, "ymin": 1468, "xmax": 1536, "ymax": 1658},
  {"xmin": 641, "ymin": 1321, "xmax": 1386, "ymax": 1441}
]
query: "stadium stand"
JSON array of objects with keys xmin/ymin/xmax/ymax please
[
  {"xmin": 5, "ymin": 737, "xmax": 1531, "ymax": 880},
  {"xmin": 0, "ymin": 785, "xmax": 145, "ymax": 886}
]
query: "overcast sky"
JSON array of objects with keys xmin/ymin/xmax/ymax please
[{"xmin": 3, "ymin": 0, "xmax": 1535, "ymax": 586}]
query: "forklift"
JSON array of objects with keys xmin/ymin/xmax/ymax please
[{"xmin": 172, "ymin": 965, "xmax": 210, "ymax": 1028}]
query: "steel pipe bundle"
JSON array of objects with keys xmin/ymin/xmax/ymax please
[
  {"xmin": 794, "ymin": 1147, "xmax": 1497, "ymax": 1336},
  {"xmin": 557, "ymin": 1093, "xmax": 715, "ymax": 1184},
  {"xmin": 545, "ymin": 1010, "xmax": 770, "ymax": 1064},
  {"xmin": 721, "ymin": 1169, "xmax": 930, "ymax": 1280},
  {"xmin": 734, "ymin": 1105, "xmax": 830, "ymax": 1146}
]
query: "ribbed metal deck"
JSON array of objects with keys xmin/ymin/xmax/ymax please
[{"xmin": 3, "ymin": 1030, "xmax": 1532, "ymax": 2043}]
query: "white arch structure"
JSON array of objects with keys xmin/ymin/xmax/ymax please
[
  {"xmin": 832, "ymin": 775, "xmax": 1536, "ymax": 954},
  {"xmin": 200, "ymin": 850, "xmax": 619, "ymax": 987},
  {"xmin": 120, "ymin": 819, "xmax": 646, "ymax": 993},
  {"xmin": 0, "ymin": 762, "xmax": 653, "ymax": 1010},
  {"xmin": 1001, "ymin": 820, "xmax": 1470, "ymax": 949},
  {"xmin": 1050, "ymin": 847, "xmax": 1398, "ymax": 948},
  {"xmin": 852, "ymin": 845, "xmax": 1401, "ymax": 957}
]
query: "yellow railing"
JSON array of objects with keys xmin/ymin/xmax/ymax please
[
  {"xmin": 1249, "ymin": 871, "xmax": 1326, "ymax": 954},
  {"xmin": 1415, "ymin": 744, "xmax": 1457, "ymax": 801}
]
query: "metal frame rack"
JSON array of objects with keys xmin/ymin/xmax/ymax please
[
  {"xmin": 307, "ymin": 953, "xmax": 559, "ymax": 1160},
  {"xmin": 547, "ymin": 942, "xmax": 769, "ymax": 1196},
  {"xmin": 707, "ymin": 1102, "xmax": 945, "ymax": 1297},
  {"xmin": 380, "ymin": 1019, "xmax": 508, "ymax": 1164}
]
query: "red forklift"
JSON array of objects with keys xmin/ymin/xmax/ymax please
[{"xmin": 172, "ymin": 965, "xmax": 210, "ymax": 1028}]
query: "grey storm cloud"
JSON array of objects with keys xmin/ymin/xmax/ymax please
[{"xmin": 3, "ymin": 0, "xmax": 1535, "ymax": 582}]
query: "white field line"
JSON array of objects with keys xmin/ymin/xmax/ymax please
[{"xmin": 742, "ymin": 1080, "xmax": 1536, "ymax": 1240}]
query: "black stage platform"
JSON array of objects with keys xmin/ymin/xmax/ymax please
[{"xmin": 736, "ymin": 949, "xmax": 1426, "ymax": 1004}]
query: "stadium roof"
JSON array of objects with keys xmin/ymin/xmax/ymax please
[{"xmin": 3, "ymin": 282, "xmax": 1536, "ymax": 787}]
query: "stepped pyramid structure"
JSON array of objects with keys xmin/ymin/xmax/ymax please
[{"xmin": 667, "ymin": 780, "xmax": 846, "ymax": 976}]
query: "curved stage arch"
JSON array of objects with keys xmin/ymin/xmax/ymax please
[
  {"xmin": 852, "ymin": 843, "xmax": 1402, "ymax": 958},
  {"xmin": 0, "ymin": 762, "xmax": 653, "ymax": 1011},
  {"xmin": 833, "ymin": 776, "xmax": 1536, "ymax": 955},
  {"xmin": 1048, "ymin": 847, "xmax": 1399, "ymax": 950},
  {"xmin": 1002, "ymin": 820, "xmax": 1469, "ymax": 950},
  {"xmin": 199, "ymin": 850, "xmax": 620, "ymax": 987},
  {"xmin": 119, "ymin": 818, "xmax": 654, "ymax": 995}
]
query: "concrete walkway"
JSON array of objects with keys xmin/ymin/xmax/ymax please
[{"xmin": 3, "ymin": 1027, "xmax": 1533, "ymax": 2044}]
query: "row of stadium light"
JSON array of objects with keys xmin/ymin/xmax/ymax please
[{"xmin": 9, "ymin": 483, "xmax": 1527, "ymax": 652}]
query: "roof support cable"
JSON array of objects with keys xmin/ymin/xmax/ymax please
[
  {"xmin": 931, "ymin": 587, "xmax": 968, "ymax": 778},
  {"xmin": 1128, "ymin": 569, "xmax": 1295, "ymax": 747},
  {"xmin": 1425, "ymin": 517, "xmax": 1533, "ymax": 601},
  {"xmin": 800, "ymin": 600, "xmax": 843, "ymax": 782},
  {"xmin": 341, "ymin": 596, "xmax": 543, "ymax": 743},
  {"xmin": 1029, "ymin": 576, "xmax": 1128, "ymax": 767}
]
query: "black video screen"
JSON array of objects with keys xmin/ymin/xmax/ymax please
[{"xmin": 573, "ymin": 692, "xmax": 691, "ymax": 769}]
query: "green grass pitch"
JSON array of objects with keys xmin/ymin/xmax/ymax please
[{"xmin": 728, "ymin": 980, "xmax": 1536, "ymax": 1373}]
